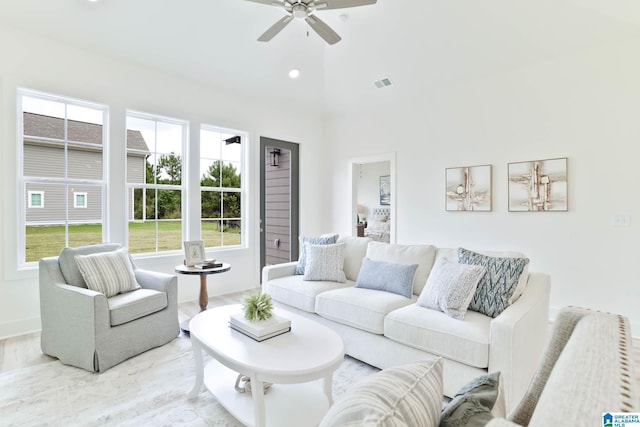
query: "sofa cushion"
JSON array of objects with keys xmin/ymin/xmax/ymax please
[
  {"xmin": 458, "ymin": 248, "xmax": 529, "ymax": 318},
  {"xmin": 264, "ymin": 275, "xmax": 353, "ymax": 313},
  {"xmin": 108, "ymin": 288, "xmax": 168, "ymax": 326},
  {"xmin": 58, "ymin": 243, "xmax": 123, "ymax": 288},
  {"xmin": 320, "ymin": 358, "xmax": 443, "ymax": 427},
  {"xmin": 355, "ymin": 258, "xmax": 418, "ymax": 298},
  {"xmin": 417, "ymin": 257, "xmax": 486, "ymax": 320},
  {"xmin": 316, "ymin": 287, "xmax": 416, "ymax": 334},
  {"xmin": 366, "ymin": 242, "xmax": 437, "ymax": 296},
  {"xmin": 440, "ymin": 372, "xmax": 506, "ymax": 427},
  {"xmin": 304, "ymin": 243, "xmax": 346, "ymax": 283},
  {"xmin": 74, "ymin": 248, "xmax": 141, "ymax": 297},
  {"xmin": 337, "ymin": 235, "xmax": 372, "ymax": 281},
  {"xmin": 295, "ymin": 234, "xmax": 339, "ymax": 275},
  {"xmin": 384, "ymin": 304, "xmax": 491, "ymax": 368}
]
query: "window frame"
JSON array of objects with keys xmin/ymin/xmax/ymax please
[
  {"xmin": 199, "ymin": 124, "xmax": 247, "ymax": 250},
  {"xmin": 17, "ymin": 88, "xmax": 108, "ymax": 268},
  {"xmin": 125, "ymin": 110, "xmax": 188, "ymax": 256}
]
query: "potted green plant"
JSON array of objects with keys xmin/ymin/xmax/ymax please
[{"xmin": 242, "ymin": 293, "xmax": 274, "ymax": 322}]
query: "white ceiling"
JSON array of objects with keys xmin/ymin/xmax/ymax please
[{"xmin": 1, "ymin": 0, "xmax": 639, "ymax": 115}]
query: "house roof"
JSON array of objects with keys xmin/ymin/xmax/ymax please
[{"xmin": 23, "ymin": 112, "xmax": 150, "ymax": 154}]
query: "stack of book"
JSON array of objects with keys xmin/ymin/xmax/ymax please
[
  {"xmin": 229, "ymin": 312, "xmax": 291, "ymax": 342},
  {"xmin": 194, "ymin": 260, "xmax": 223, "ymax": 269}
]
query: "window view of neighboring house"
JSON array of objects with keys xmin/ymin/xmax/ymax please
[
  {"xmin": 20, "ymin": 91, "xmax": 109, "ymax": 264},
  {"xmin": 21, "ymin": 109, "xmax": 149, "ymax": 263},
  {"xmin": 19, "ymin": 90, "xmax": 247, "ymax": 265}
]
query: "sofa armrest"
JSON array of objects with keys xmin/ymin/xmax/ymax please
[
  {"xmin": 135, "ymin": 269, "xmax": 176, "ymax": 293},
  {"xmin": 489, "ymin": 272, "xmax": 551, "ymax": 413},
  {"xmin": 135, "ymin": 269, "xmax": 178, "ymax": 311},
  {"xmin": 261, "ymin": 261, "xmax": 298, "ymax": 283}
]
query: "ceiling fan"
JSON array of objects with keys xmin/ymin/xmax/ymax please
[{"xmin": 243, "ymin": 0, "xmax": 377, "ymax": 45}]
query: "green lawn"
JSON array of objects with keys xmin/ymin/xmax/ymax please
[{"xmin": 25, "ymin": 222, "xmax": 241, "ymax": 262}]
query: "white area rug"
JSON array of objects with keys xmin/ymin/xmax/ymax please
[{"xmin": 0, "ymin": 336, "xmax": 378, "ymax": 426}]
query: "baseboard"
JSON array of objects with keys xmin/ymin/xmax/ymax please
[{"xmin": 0, "ymin": 316, "xmax": 41, "ymax": 340}]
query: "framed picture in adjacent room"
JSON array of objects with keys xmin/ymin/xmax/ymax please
[
  {"xmin": 184, "ymin": 240, "xmax": 205, "ymax": 266},
  {"xmin": 379, "ymin": 175, "xmax": 391, "ymax": 205},
  {"xmin": 508, "ymin": 157, "xmax": 568, "ymax": 212},
  {"xmin": 445, "ymin": 164, "xmax": 492, "ymax": 211}
]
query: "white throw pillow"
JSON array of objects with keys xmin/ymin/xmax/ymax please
[
  {"xmin": 75, "ymin": 248, "xmax": 141, "ymax": 297},
  {"xmin": 320, "ymin": 358, "xmax": 443, "ymax": 427},
  {"xmin": 303, "ymin": 243, "xmax": 346, "ymax": 283},
  {"xmin": 295, "ymin": 234, "xmax": 339, "ymax": 275},
  {"xmin": 417, "ymin": 257, "xmax": 486, "ymax": 320}
]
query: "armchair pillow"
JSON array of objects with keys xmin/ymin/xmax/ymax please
[
  {"xmin": 58, "ymin": 243, "xmax": 123, "ymax": 287},
  {"xmin": 75, "ymin": 248, "xmax": 141, "ymax": 297}
]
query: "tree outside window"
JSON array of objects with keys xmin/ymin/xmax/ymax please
[
  {"xmin": 126, "ymin": 113, "xmax": 186, "ymax": 254},
  {"xmin": 200, "ymin": 127, "xmax": 243, "ymax": 248}
]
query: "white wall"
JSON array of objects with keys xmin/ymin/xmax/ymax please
[
  {"xmin": 325, "ymin": 39, "xmax": 640, "ymax": 336},
  {"xmin": 0, "ymin": 25, "xmax": 328, "ymax": 338}
]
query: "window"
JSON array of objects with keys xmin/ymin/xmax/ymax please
[
  {"xmin": 200, "ymin": 126, "xmax": 244, "ymax": 248},
  {"xmin": 18, "ymin": 89, "xmax": 107, "ymax": 265},
  {"xmin": 28, "ymin": 191, "xmax": 44, "ymax": 208},
  {"xmin": 74, "ymin": 192, "xmax": 87, "ymax": 208},
  {"xmin": 126, "ymin": 112, "xmax": 187, "ymax": 254}
]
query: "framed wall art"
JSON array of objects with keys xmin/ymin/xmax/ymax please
[
  {"xmin": 445, "ymin": 165, "xmax": 492, "ymax": 211},
  {"xmin": 379, "ymin": 175, "xmax": 391, "ymax": 206},
  {"xmin": 508, "ymin": 157, "xmax": 568, "ymax": 212}
]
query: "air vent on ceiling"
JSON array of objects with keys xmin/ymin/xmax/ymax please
[{"xmin": 373, "ymin": 77, "xmax": 393, "ymax": 89}]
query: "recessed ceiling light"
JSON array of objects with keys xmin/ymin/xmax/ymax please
[{"xmin": 288, "ymin": 69, "xmax": 300, "ymax": 79}]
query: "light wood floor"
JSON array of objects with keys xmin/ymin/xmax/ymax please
[{"xmin": 1, "ymin": 292, "xmax": 639, "ymax": 386}]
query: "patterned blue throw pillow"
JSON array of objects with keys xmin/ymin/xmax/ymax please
[
  {"xmin": 457, "ymin": 248, "xmax": 529, "ymax": 318},
  {"xmin": 295, "ymin": 234, "xmax": 339, "ymax": 275}
]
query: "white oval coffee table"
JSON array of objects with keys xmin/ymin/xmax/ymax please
[{"xmin": 187, "ymin": 304, "xmax": 345, "ymax": 427}]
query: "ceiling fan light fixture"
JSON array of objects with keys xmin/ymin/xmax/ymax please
[{"xmin": 292, "ymin": 4, "xmax": 308, "ymax": 18}]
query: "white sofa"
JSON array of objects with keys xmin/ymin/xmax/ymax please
[
  {"xmin": 262, "ymin": 236, "xmax": 551, "ymax": 412},
  {"xmin": 319, "ymin": 306, "xmax": 639, "ymax": 426}
]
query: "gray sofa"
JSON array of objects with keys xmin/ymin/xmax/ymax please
[
  {"xmin": 39, "ymin": 243, "xmax": 179, "ymax": 372},
  {"xmin": 263, "ymin": 236, "xmax": 551, "ymax": 412}
]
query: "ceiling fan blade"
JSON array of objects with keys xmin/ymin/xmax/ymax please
[
  {"xmin": 242, "ymin": 0, "xmax": 285, "ymax": 6},
  {"xmin": 315, "ymin": 0, "xmax": 376, "ymax": 10},
  {"xmin": 258, "ymin": 15, "xmax": 294, "ymax": 42},
  {"xmin": 305, "ymin": 14, "xmax": 341, "ymax": 45}
]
